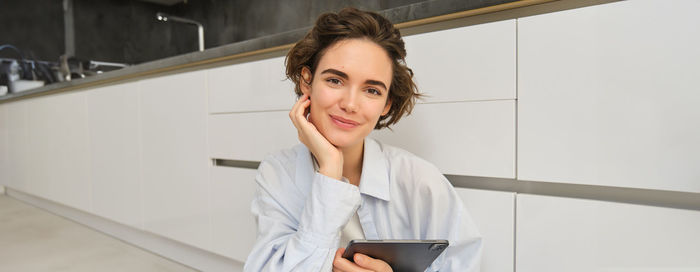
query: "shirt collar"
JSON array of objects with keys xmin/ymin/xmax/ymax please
[
  {"xmin": 359, "ymin": 138, "xmax": 391, "ymax": 201},
  {"xmin": 294, "ymin": 137, "xmax": 391, "ymax": 202}
]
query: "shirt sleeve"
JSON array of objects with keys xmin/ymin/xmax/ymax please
[
  {"xmin": 417, "ymin": 168, "xmax": 483, "ymax": 272},
  {"xmin": 428, "ymin": 190, "xmax": 483, "ymax": 272},
  {"xmin": 244, "ymin": 156, "xmax": 362, "ymax": 272}
]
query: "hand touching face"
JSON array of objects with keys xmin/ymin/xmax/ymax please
[{"xmin": 289, "ymin": 93, "xmax": 344, "ymax": 180}]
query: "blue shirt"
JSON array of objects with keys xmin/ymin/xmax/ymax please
[{"xmin": 244, "ymin": 138, "xmax": 482, "ymax": 271}]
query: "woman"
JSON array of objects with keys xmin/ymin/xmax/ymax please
[{"xmin": 244, "ymin": 7, "xmax": 482, "ymax": 272}]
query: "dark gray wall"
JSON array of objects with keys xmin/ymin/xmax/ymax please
[
  {"xmin": 72, "ymin": 0, "xmax": 194, "ymax": 64},
  {"xmin": 1, "ymin": 0, "xmax": 426, "ymax": 65},
  {"xmin": 0, "ymin": 0, "xmax": 64, "ymax": 62},
  {"xmin": 173, "ymin": 0, "xmax": 426, "ymax": 50}
]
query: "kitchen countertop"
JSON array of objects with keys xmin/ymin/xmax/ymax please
[{"xmin": 0, "ymin": 0, "xmax": 541, "ymax": 103}]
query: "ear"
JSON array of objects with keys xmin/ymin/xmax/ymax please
[
  {"xmin": 381, "ymin": 98, "xmax": 392, "ymax": 116},
  {"xmin": 300, "ymin": 66, "xmax": 313, "ymax": 95}
]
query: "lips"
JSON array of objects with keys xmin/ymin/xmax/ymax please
[{"xmin": 330, "ymin": 114, "xmax": 359, "ymax": 128}]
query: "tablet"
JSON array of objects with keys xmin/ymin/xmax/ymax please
[{"xmin": 342, "ymin": 239, "xmax": 449, "ymax": 272}]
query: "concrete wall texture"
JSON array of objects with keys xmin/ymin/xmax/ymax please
[{"xmin": 0, "ymin": 0, "xmax": 425, "ymax": 64}]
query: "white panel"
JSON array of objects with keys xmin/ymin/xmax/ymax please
[
  {"xmin": 87, "ymin": 82, "xmax": 142, "ymax": 228},
  {"xmin": 0, "ymin": 104, "xmax": 8, "ymax": 186},
  {"xmin": 371, "ymin": 101, "xmax": 515, "ymax": 178},
  {"xmin": 24, "ymin": 96, "xmax": 52, "ymax": 200},
  {"xmin": 210, "ymin": 166, "xmax": 257, "ymax": 262},
  {"xmin": 517, "ymin": 194, "xmax": 700, "ymax": 272},
  {"xmin": 518, "ymin": 0, "xmax": 700, "ymax": 192},
  {"xmin": 456, "ymin": 188, "xmax": 514, "ymax": 272},
  {"xmin": 4, "ymin": 100, "xmax": 28, "ymax": 192},
  {"xmin": 44, "ymin": 92, "xmax": 92, "ymax": 212},
  {"xmin": 207, "ymin": 56, "xmax": 296, "ymax": 113},
  {"xmin": 139, "ymin": 70, "xmax": 211, "ymax": 250},
  {"xmin": 404, "ymin": 19, "xmax": 515, "ymax": 102},
  {"xmin": 208, "ymin": 111, "xmax": 298, "ymax": 161}
]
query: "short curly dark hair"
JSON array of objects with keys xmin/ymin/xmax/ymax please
[{"xmin": 285, "ymin": 7, "xmax": 421, "ymax": 129}]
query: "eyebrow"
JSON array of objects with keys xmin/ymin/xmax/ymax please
[{"xmin": 320, "ymin": 68, "xmax": 388, "ymax": 91}]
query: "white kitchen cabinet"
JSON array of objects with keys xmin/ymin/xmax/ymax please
[
  {"xmin": 517, "ymin": 0, "xmax": 700, "ymax": 192},
  {"xmin": 403, "ymin": 19, "xmax": 515, "ymax": 103},
  {"xmin": 139, "ymin": 70, "xmax": 211, "ymax": 250},
  {"xmin": 516, "ymin": 194, "xmax": 700, "ymax": 272},
  {"xmin": 207, "ymin": 56, "xmax": 295, "ymax": 114},
  {"xmin": 87, "ymin": 82, "xmax": 142, "ymax": 228},
  {"xmin": 371, "ymin": 100, "xmax": 515, "ymax": 178},
  {"xmin": 456, "ymin": 188, "xmax": 514, "ymax": 272},
  {"xmin": 0, "ymin": 104, "xmax": 8, "ymax": 187},
  {"xmin": 43, "ymin": 92, "xmax": 92, "ymax": 212},
  {"xmin": 210, "ymin": 166, "xmax": 258, "ymax": 262},
  {"xmin": 4, "ymin": 100, "xmax": 28, "ymax": 193},
  {"xmin": 208, "ymin": 110, "xmax": 298, "ymax": 161},
  {"xmin": 24, "ymin": 96, "xmax": 53, "ymax": 201}
]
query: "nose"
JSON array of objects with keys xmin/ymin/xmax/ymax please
[{"xmin": 339, "ymin": 89, "xmax": 358, "ymax": 113}]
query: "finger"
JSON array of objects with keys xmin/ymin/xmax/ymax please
[
  {"xmin": 332, "ymin": 248, "xmax": 349, "ymax": 272},
  {"xmin": 289, "ymin": 95, "xmax": 300, "ymax": 125},
  {"xmin": 295, "ymin": 96, "xmax": 311, "ymax": 123},
  {"xmin": 289, "ymin": 94, "xmax": 306, "ymax": 124},
  {"xmin": 354, "ymin": 253, "xmax": 392, "ymax": 272},
  {"xmin": 290, "ymin": 95, "xmax": 311, "ymax": 137},
  {"xmin": 333, "ymin": 249, "xmax": 372, "ymax": 272},
  {"xmin": 292, "ymin": 96, "xmax": 309, "ymax": 127},
  {"xmin": 336, "ymin": 247, "xmax": 345, "ymax": 257},
  {"xmin": 295, "ymin": 101, "xmax": 314, "ymax": 138}
]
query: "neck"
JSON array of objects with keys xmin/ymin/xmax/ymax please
[{"xmin": 341, "ymin": 139, "xmax": 364, "ymax": 186}]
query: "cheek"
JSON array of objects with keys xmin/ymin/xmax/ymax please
[
  {"xmin": 365, "ymin": 101, "xmax": 388, "ymax": 120},
  {"xmin": 309, "ymin": 86, "xmax": 337, "ymax": 109}
]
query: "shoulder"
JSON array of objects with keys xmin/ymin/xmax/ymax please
[
  {"xmin": 377, "ymin": 141, "xmax": 453, "ymax": 194},
  {"xmin": 256, "ymin": 143, "xmax": 306, "ymax": 188}
]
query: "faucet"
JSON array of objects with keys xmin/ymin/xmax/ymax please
[{"xmin": 156, "ymin": 12, "xmax": 204, "ymax": 52}]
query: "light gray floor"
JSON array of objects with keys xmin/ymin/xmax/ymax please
[{"xmin": 0, "ymin": 194, "xmax": 197, "ymax": 272}]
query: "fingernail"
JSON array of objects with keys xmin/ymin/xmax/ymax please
[{"xmin": 355, "ymin": 254, "xmax": 364, "ymax": 263}]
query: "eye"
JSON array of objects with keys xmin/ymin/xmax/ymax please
[
  {"xmin": 326, "ymin": 78, "xmax": 342, "ymax": 85},
  {"xmin": 366, "ymin": 88, "xmax": 382, "ymax": 96}
]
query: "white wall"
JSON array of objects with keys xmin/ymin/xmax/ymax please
[{"xmin": 1, "ymin": 0, "xmax": 699, "ymax": 271}]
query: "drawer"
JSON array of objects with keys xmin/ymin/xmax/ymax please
[
  {"xmin": 208, "ymin": 110, "xmax": 298, "ymax": 161},
  {"xmin": 403, "ymin": 19, "xmax": 516, "ymax": 102},
  {"xmin": 371, "ymin": 100, "xmax": 515, "ymax": 178},
  {"xmin": 516, "ymin": 194, "xmax": 700, "ymax": 271},
  {"xmin": 208, "ymin": 56, "xmax": 296, "ymax": 113}
]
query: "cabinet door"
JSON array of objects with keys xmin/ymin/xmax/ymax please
[
  {"xmin": 139, "ymin": 70, "xmax": 211, "ymax": 250},
  {"xmin": 208, "ymin": 110, "xmax": 298, "ymax": 161},
  {"xmin": 210, "ymin": 166, "xmax": 258, "ymax": 262},
  {"xmin": 207, "ymin": 56, "xmax": 295, "ymax": 113},
  {"xmin": 371, "ymin": 100, "xmax": 515, "ymax": 178},
  {"xmin": 44, "ymin": 92, "xmax": 92, "ymax": 212},
  {"xmin": 0, "ymin": 104, "xmax": 8, "ymax": 187},
  {"xmin": 517, "ymin": 0, "xmax": 700, "ymax": 192},
  {"xmin": 403, "ymin": 19, "xmax": 515, "ymax": 102},
  {"xmin": 456, "ymin": 188, "xmax": 514, "ymax": 272},
  {"xmin": 24, "ymin": 96, "xmax": 53, "ymax": 201},
  {"xmin": 87, "ymin": 82, "xmax": 142, "ymax": 228},
  {"xmin": 4, "ymin": 100, "xmax": 29, "ymax": 193},
  {"xmin": 516, "ymin": 194, "xmax": 700, "ymax": 271}
]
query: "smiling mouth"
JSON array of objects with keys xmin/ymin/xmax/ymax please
[{"xmin": 330, "ymin": 115, "xmax": 359, "ymax": 128}]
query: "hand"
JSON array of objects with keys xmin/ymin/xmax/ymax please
[
  {"xmin": 332, "ymin": 248, "xmax": 393, "ymax": 272},
  {"xmin": 289, "ymin": 93, "xmax": 343, "ymax": 180}
]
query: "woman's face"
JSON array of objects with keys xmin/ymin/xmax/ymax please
[{"xmin": 301, "ymin": 38, "xmax": 392, "ymax": 149}]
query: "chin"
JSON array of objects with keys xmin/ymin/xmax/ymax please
[{"xmin": 323, "ymin": 130, "xmax": 362, "ymax": 148}]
